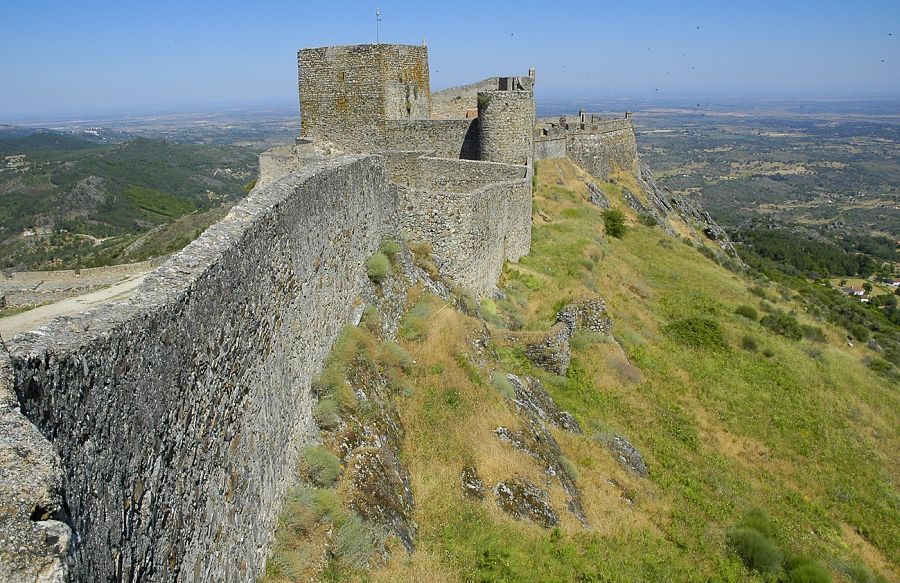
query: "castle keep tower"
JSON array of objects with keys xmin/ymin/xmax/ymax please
[{"xmin": 299, "ymin": 44, "xmax": 431, "ymax": 149}]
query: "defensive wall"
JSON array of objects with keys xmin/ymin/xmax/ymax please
[
  {"xmin": 534, "ymin": 112, "xmax": 638, "ymax": 179},
  {"xmin": 2, "ymin": 156, "xmax": 397, "ymax": 582},
  {"xmin": 0, "ymin": 42, "xmax": 600, "ymax": 582}
]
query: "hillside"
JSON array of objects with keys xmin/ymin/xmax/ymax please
[
  {"xmin": 261, "ymin": 158, "xmax": 898, "ymax": 582},
  {"xmin": 0, "ymin": 132, "xmax": 258, "ymax": 270}
]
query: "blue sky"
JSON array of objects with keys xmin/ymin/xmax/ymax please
[{"xmin": 1, "ymin": 0, "xmax": 898, "ymax": 118}]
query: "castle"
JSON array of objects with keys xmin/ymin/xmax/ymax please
[{"xmin": 0, "ymin": 44, "xmax": 650, "ymax": 582}]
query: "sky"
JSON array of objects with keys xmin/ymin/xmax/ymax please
[{"xmin": 1, "ymin": 0, "xmax": 899, "ymax": 119}]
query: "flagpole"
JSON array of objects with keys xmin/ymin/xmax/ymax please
[{"xmin": 376, "ymin": 7, "xmax": 381, "ymax": 43}]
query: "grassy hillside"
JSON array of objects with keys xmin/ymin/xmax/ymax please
[{"xmin": 264, "ymin": 158, "xmax": 898, "ymax": 583}]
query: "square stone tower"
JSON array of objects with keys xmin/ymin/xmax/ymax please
[{"xmin": 299, "ymin": 44, "xmax": 431, "ymax": 150}]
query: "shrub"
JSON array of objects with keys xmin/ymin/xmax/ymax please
[
  {"xmin": 763, "ymin": 348, "xmax": 776, "ymax": 358},
  {"xmin": 738, "ymin": 508, "xmax": 778, "ymax": 539},
  {"xmin": 409, "ymin": 241, "xmax": 439, "ymax": 279},
  {"xmin": 749, "ymin": 285, "xmax": 768, "ymax": 299},
  {"xmin": 359, "ymin": 306, "xmax": 381, "ymax": 334},
  {"xmin": 735, "ymin": 305, "xmax": 758, "ymax": 321},
  {"xmin": 741, "ymin": 335, "xmax": 758, "ymax": 351},
  {"xmin": 801, "ymin": 324, "xmax": 827, "ymax": 342},
  {"xmin": 381, "ymin": 341, "xmax": 414, "ymax": 372},
  {"xmin": 664, "ymin": 317, "xmax": 727, "ymax": 350},
  {"xmin": 379, "ymin": 238, "xmax": 402, "ymax": 265},
  {"xmin": 761, "ymin": 312, "xmax": 804, "ymax": 340},
  {"xmin": 491, "ymin": 372, "xmax": 516, "ymax": 399},
  {"xmin": 638, "ymin": 213, "xmax": 658, "ymax": 227},
  {"xmin": 559, "ymin": 456, "xmax": 580, "ymax": 481},
  {"xmin": 602, "ymin": 208, "xmax": 626, "ymax": 238},
  {"xmin": 847, "ymin": 322, "xmax": 870, "ymax": 342},
  {"xmin": 313, "ymin": 398, "xmax": 340, "ymax": 429},
  {"xmin": 785, "ymin": 562, "xmax": 832, "ymax": 583},
  {"xmin": 333, "ymin": 513, "xmax": 377, "ymax": 570},
  {"xmin": 365, "ymin": 252, "xmax": 391, "ymax": 283},
  {"xmin": 299, "ymin": 445, "xmax": 341, "ymax": 487},
  {"xmin": 726, "ymin": 526, "xmax": 783, "ymax": 573},
  {"xmin": 399, "ymin": 299, "xmax": 431, "ymax": 341}
]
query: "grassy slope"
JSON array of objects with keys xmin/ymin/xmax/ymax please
[{"xmin": 364, "ymin": 159, "xmax": 898, "ymax": 582}]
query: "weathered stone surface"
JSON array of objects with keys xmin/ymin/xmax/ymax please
[
  {"xmin": 460, "ymin": 466, "xmax": 485, "ymax": 500},
  {"xmin": 606, "ymin": 435, "xmax": 649, "ymax": 478},
  {"xmin": 586, "ymin": 181, "xmax": 611, "ymax": 210},
  {"xmin": 338, "ymin": 351, "xmax": 417, "ymax": 553},
  {"xmin": 494, "ymin": 477, "xmax": 558, "ymax": 528},
  {"xmin": 6, "ymin": 156, "xmax": 397, "ymax": 582},
  {"xmin": 0, "ymin": 340, "xmax": 71, "ymax": 582},
  {"xmin": 506, "ymin": 374, "xmax": 581, "ymax": 434}
]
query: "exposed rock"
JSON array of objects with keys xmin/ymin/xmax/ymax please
[
  {"xmin": 494, "ymin": 421, "xmax": 587, "ymax": 527},
  {"xmin": 337, "ymin": 350, "xmax": 417, "ymax": 552},
  {"xmin": 0, "ymin": 340, "xmax": 71, "ymax": 582},
  {"xmin": 585, "ymin": 182, "xmax": 610, "ymax": 210},
  {"xmin": 506, "ymin": 374, "xmax": 581, "ymax": 434},
  {"xmin": 867, "ymin": 338, "xmax": 883, "ymax": 353},
  {"xmin": 493, "ymin": 477, "xmax": 558, "ymax": 528},
  {"xmin": 636, "ymin": 163, "xmax": 743, "ymax": 263},
  {"xmin": 606, "ymin": 435, "xmax": 649, "ymax": 478},
  {"xmin": 461, "ymin": 466, "xmax": 485, "ymax": 500}
]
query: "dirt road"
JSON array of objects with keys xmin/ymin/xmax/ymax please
[{"xmin": 0, "ymin": 274, "xmax": 147, "ymax": 340}]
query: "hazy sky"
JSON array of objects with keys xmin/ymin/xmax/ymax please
[{"xmin": 2, "ymin": 0, "xmax": 899, "ymax": 118}]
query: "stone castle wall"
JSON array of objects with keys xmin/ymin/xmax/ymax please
[
  {"xmin": 382, "ymin": 119, "xmax": 477, "ymax": 159},
  {"xmin": 5, "ymin": 156, "xmax": 396, "ymax": 582},
  {"xmin": 477, "ymin": 90, "xmax": 535, "ymax": 165},
  {"xmin": 534, "ymin": 117, "xmax": 639, "ymax": 178},
  {"xmin": 299, "ymin": 44, "xmax": 430, "ymax": 151},
  {"xmin": 396, "ymin": 168, "xmax": 531, "ymax": 295},
  {"xmin": 430, "ymin": 77, "xmax": 499, "ymax": 119}
]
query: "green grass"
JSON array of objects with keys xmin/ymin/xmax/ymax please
[{"xmin": 262, "ymin": 158, "xmax": 898, "ymax": 582}]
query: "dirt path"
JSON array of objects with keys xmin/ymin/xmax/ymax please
[{"xmin": 0, "ymin": 274, "xmax": 147, "ymax": 340}]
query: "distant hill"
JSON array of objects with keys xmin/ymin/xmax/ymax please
[{"xmin": 0, "ymin": 135, "xmax": 258, "ymax": 270}]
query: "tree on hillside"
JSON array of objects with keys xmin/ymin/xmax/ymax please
[{"xmin": 603, "ymin": 209, "xmax": 626, "ymax": 239}]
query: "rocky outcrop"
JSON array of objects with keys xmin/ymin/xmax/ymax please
[
  {"xmin": 0, "ymin": 341, "xmax": 71, "ymax": 583},
  {"xmin": 605, "ymin": 435, "xmax": 649, "ymax": 478},
  {"xmin": 506, "ymin": 374, "xmax": 581, "ymax": 433},
  {"xmin": 336, "ymin": 347, "xmax": 416, "ymax": 552},
  {"xmin": 636, "ymin": 163, "xmax": 742, "ymax": 262},
  {"xmin": 494, "ymin": 478, "xmax": 558, "ymax": 528},
  {"xmin": 585, "ymin": 182, "xmax": 611, "ymax": 210}
]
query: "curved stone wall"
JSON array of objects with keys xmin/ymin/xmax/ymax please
[
  {"xmin": 565, "ymin": 124, "xmax": 639, "ymax": 179},
  {"xmin": 5, "ymin": 156, "xmax": 396, "ymax": 582},
  {"xmin": 477, "ymin": 90, "xmax": 535, "ymax": 165}
]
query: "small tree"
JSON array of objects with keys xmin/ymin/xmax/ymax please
[
  {"xmin": 863, "ymin": 282, "xmax": 873, "ymax": 295},
  {"xmin": 602, "ymin": 209, "xmax": 626, "ymax": 238}
]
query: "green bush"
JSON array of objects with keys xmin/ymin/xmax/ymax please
[
  {"xmin": 360, "ymin": 306, "xmax": 381, "ymax": 334},
  {"xmin": 365, "ymin": 252, "xmax": 391, "ymax": 283},
  {"xmin": 738, "ymin": 508, "xmax": 778, "ymax": 539},
  {"xmin": 735, "ymin": 305, "xmax": 759, "ymax": 321},
  {"xmin": 379, "ymin": 238, "xmax": 402, "ymax": 265},
  {"xmin": 785, "ymin": 562, "xmax": 832, "ymax": 583},
  {"xmin": 399, "ymin": 299, "xmax": 431, "ymax": 341},
  {"xmin": 801, "ymin": 324, "xmax": 827, "ymax": 342},
  {"xmin": 664, "ymin": 317, "xmax": 727, "ymax": 350},
  {"xmin": 847, "ymin": 322, "xmax": 870, "ymax": 342},
  {"xmin": 602, "ymin": 208, "xmax": 626, "ymax": 238},
  {"xmin": 299, "ymin": 445, "xmax": 341, "ymax": 487},
  {"xmin": 726, "ymin": 526, "xmax": 783, "ymax": 574},
  {"xmin": 381, "ymin": 341, "xmax": 414, "ymax": 372},
  {"xmin": 760, "ymin": 311, "xmax": 804, "ymax": 340},
  {"xmin": 763, "ymin": 348, "xmax": 776, "ymax": 358},
  {"xmin": 741, "ymin": 335, "xmax": 758, "ymax": 351},
  {"xmin": 333, "ymin": 513, "xmax": 377, "ymax": 570},
  {"xmin": 490, "ymin": 372, "xmax": 516, "ymax": 399},
  {"xmin": 313, "ymin": 398, "xmax": 340, "ymax": 429},
  {"xmin": 638, "ymin": 213, "xmax": 658, "ymax": 227}
]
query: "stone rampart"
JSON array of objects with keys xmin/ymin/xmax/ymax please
[
  {"xmin": 533, "ymin": 137, "xmax": 566, "ymax": 160},
  {"xmin": 407, "ymin": 157, "xmax": 527, "ymax": 192},
  {"xmin": 566, "ymin": 125, "xmax": 638, "ymax": 179},
  {"xmin": 4, "ymin": 155, "xmax": 396, "ymax": 582},
  {"xmin": 430, "ymin": 77, "xmax": 499, "ymax": 119},
  {"xmin": 382, "ymin": 119, "xmax": 477, "ymax": 159},
  {"xmin": 396, "ymin": 166, "xmax": 531, "ymax": 295}
]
